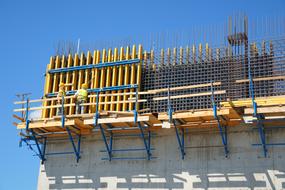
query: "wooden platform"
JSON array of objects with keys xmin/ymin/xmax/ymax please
[
  {"xmin": 13, "ymin": 95, "xmax": 285, "ymax": 137},
  {"xmin": 15, "ymin": 112, "xmax": 162, "ymax": 137},
  {"xmin": 158, "ymin": 107, "xmax": 243, "ymax": 128}
]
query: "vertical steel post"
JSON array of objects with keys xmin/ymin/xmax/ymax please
[
  {"xmin": 137, "ymin": 122, "xmax": 151, "ymax": 160},
  {"xmin": 168, "ymin": 86, "xmax": 185, "ymax": 159},
  {"xmin": 25, "ymin": 98, "xmax": 30, "ymax": 131},
  {"xmin": 98, "ymin": 124, "xmax": 112, "ymax": 161},
  {"xmin": 211, "ymin": 82, "xmax": 229, "ymax": 157}
]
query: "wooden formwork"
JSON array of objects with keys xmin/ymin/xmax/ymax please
[{"xmin": 42, "ymin": 45, "xmax": 143, "ymax": 119}]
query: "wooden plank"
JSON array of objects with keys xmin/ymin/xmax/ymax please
[
  {"xmin": 236, "ymin": 76, "xmax": 285, "ymax": 83},
  {"xmin": 148, "ymin": 82, "xmax": 222, "ymax": 94},
  {"xmin": 84, "ymin": 115, "xmax": 150, "ymax": 125},
  {"xmin": 13, "ymin": 114, "xmax": 24, "ymax": 122},
  {"xmin": 17, "ymin": 119, "xmax": 77, "ymax": 129},
  {"xmin": 153, "ymin": 90, "xmax": 226, "ymax": 101},
  {"xmin": 221, "ymin": 96, "xmax": 285, "ymax": 108},
  {"xmin": 14, "ymin": 99, "xmax": 148, "ymax": 112},
  {"xmin": 244, "ymin": 106, "xmax": 285, "ymax": 115},
  {"xmin": 158, "ymin": 109, "xmax": 230, "ymax": 120},
  {"xmin": 14, "ymin": 91, "xmax": 155, "ymax": 105}
]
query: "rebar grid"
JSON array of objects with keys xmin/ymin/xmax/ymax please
[{"xmin": 141, "ymin": 37, "xmax": 285, "ymax": 113}]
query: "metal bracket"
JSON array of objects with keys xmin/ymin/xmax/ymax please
[
  {"xmin": 211, "ymin": 82, "xmax": 229, "ymax": 157},
  {"xmin": 61, "ymin": 96, "xmax": 81, "ymax": 162},
  {"xmin": 167, "ymin": 86, "xmax": 186, "ymax": 159},
  {"xmin": 247, "ymin": 61, "xmax": 268, "ymax": 157},
  {"xmin": 95, "ymin": 86, "xmax": 153, "ymax": 160}
]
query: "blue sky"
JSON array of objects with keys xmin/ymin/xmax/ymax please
[{"xmin": 0, "ymin": 0, "xmax": 284, "ymax": 189}]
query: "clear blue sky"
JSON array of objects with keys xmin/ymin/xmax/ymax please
[{"xmin": 0, "ymin": 0, "xmax": 284, "ymax": 189}]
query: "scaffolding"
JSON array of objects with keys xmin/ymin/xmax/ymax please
[{"xmin": 12, "ymin": 17, "xmax": 285, "ymax": 163}]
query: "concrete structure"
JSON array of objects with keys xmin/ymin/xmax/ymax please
[{"xmin": 38, "ymin": 126, "xmax": 285, "ymax": 190}]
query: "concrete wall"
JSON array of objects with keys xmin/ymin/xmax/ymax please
[{"xmin": 38, "ymin": 126, "xmax": 285, "ymax": 190}]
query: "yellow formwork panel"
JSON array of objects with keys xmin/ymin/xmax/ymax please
[
  {"xmin": 65, "ymin": 54, "xmax": 73, "ymax": 115},
  {"xmin": 78, "ymin": 53, "xmax": 86, "ymax": 90},
  {"xmin": 116, "ymin": 47, "xmax": 124, "ymax": 111},
  {"xmin": 110, "ymin": 48, "xmax": 118, "ymax": 111},
  {"xmin": 49, "ymin": 56, "xmax": 62, "ymax": 118},
  {"xmin": 129, "ymin": 45, "xmax": 136, "ymax": 110},
  {"xmin": 99, "ymin": 49, "xmax": 107, "ymax": 111},
  {"xmin": 42, "ymin": 57, "xmax": 55, "ymax": 118},
  {"xmin": 59, "ymin": 55, "xmax": 67, "ymax": 115},
  {"xmin": 42, "ymin": 45, "xmax": 144, "ymax": 117},
  {"xmin": 85, "ymin": 51, "xmax": 92, "ymax": 113},
  {"xmin": 90, "ymin": 50, "xmax": 98, "ymax": 113},
  {"xmin": 123, "ymin": 46, "xmax": 130, "ymax": 111},
  {"xmin": 104, "ymin": 49, "xmax": 113, "ymax": 111},
  {"xmin": 69, "ymin": 54, "xmax": 79, "ymax": 115},
  {"xmin": 136, "ymin": 45, "xmax": 143, "ymax": 110}
]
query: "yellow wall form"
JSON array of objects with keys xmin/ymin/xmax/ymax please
[
  {"xmin": 129, "ymin": 45, "xmax": 137, "ymax": 110},
  {"xmin": 104, "ymin": 49, "xmax": 113, "ymax": 111},
  {"xmin": 110, "ymin": 48, "xmax": 118, "ymax": 111},
  {"xmin": 69, "ymin": 54, "xmax": 79, "ymax": 115},
  {"xmin": 122, "ymin": 46, "xmax": 130, "ymax": 111},
  {"xmin": 42, "ymin": 57, "xmax": 55, "ymax": 118},
  {"xmin": 42, "ymin": 45, "xmax": 144, "ymax": 118},
  {"xmin": 99, "ymin": 49, "xmax": 106, "ymax": 111},
  {"xmin": 116, "ymin": 47, "xmax": 124, "ymax": 111}
]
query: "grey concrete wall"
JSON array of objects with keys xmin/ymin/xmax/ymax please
[{"xmin": 38, "ymin": 126, "xmax": 285, "ymax": 190}]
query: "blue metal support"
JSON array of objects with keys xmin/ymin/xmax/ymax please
[
  {"xmin": 93, "ymin": 85, "xmax": 154, "ymax": 160},
  {"xmin": 137, "ymin": 122, "xmax": 152, "ymax": 160},
  {"xmin": 61, "ymin": 95, "xmax": 82, "ymax": 162},
  {"xmin": 46, "ymin": 84, "xmax": 138, "ymax": 98},
  {"xmin": 167, "ymin": 86, "xmax": 186, "ymax": 159},
  {"xmin": 247, "ymin": 56, "xmax": 268, "ymax": 157},
  {"xmin": 211, "ymin": 82, "xmax": 229, "ymax": 157},
  {"xmin": 30, "ymin": 130, "xmax": 47, "ymax": 163},
  {"xmin": 25, "ymin": 98, "xmax": 30, "ymax": 131},
  {"xmin": 98, "ymin": 124, "xmax": 112, "ymax": 161},
  {"xmin": 94, "ymin": 91, "xmax": 100, "ymax": 126},
  {"xmin": 48, "ymin": 59, "xmax": 140, "ymax": 74}
]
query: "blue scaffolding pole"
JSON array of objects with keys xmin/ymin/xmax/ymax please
[
  {"xmin": 60, "ymin": 95, "xmax": 81, "ymax": 162},
  {"xmin": 94, "ymin": 86, "xmax": 153, "ymax": 161},
  {"xmin": 20, "ymin": 96, "xmax": 82, "ymax": 163},
  {"xmin": 46, "ymin": 84, "xmax": 138, "ymax": 98},
  {"xmin": 210, "ymin": 82, "xmax": 229, "ymax": 157},
  {"xmin": 167, "ymin": 86, "xmax": 186, "ymax": 159},
  {"xmin": 20, "ymin": 98, "xmax": 47, "ymax": 164},
  {"xmin": 48, "ymin": 59, "xmax": 140, "ymax": 74},
  {"xmin": 247, "ymin": 54, "xmax": 285, "ymax": 156}
]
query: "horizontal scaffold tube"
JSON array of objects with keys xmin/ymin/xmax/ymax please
[{"xmin": 48, "ymin": 59, "xmax": 140, "ymax": 74}]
